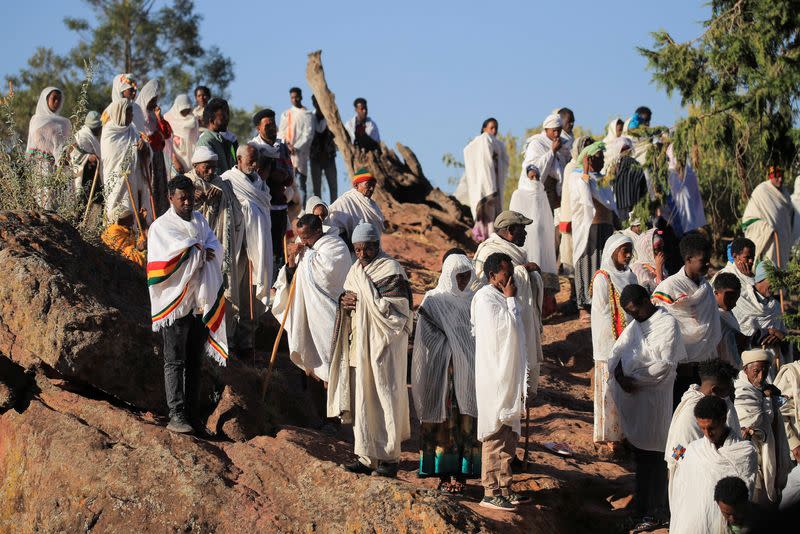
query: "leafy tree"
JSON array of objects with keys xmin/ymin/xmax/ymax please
[{"xmin": 639, "ymin": 0, "xmax": 800, "ymax": 241}]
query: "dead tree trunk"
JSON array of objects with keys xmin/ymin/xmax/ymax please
[{"xmin": 305, "ymin": 50, "xmax": 475, "ymax": 250}]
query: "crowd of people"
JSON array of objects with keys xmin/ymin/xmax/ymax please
[{"xmin": 23, "ymin": 79, "xmax": 800, "ymax": 529}]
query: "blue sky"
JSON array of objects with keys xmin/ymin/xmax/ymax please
[{"xmin": 1, "ymin": 0, "xmax": 709, "ymax": 198}]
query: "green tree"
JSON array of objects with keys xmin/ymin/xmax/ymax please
[{"xmin": 639, "ymin": 0, "xmax": 800, "ymax": 241}]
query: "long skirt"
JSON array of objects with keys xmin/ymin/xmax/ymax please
[
  {"xmin": 418, "ymin": 366, "xmax": 481, "ymax": 479},
  {"xmin": 575, "ymin": 223, "xmax": 614, "ymax": 309},
  {"xmin": 593, "ymin": 360, "xmax": 623, "ymax": 443}
]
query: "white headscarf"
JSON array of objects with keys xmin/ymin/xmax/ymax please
[
  {"xmin": 600, "ymin": 232, "xmax": 636, "ymax": 293},
  {"xmin": 26, "ymin": 86, "xmax": 72, "ymax": 158},
  {"xmin": 542, "ymin": 113, "xmax": 562, "ymax": 129},
  {"xmin": 134, "ymin": 79, "xmax": 160, "ymax": 134},
  {"xmin": 164, "ymin": 93, "xmax": 199, "ymax": 172},
  {"xmin": 111, "ymin": 73, "xmax": 136, "ymax": 103},
  {"xmin": 602, "ymin": 117, "xmax": 623, "ymax": 145}
]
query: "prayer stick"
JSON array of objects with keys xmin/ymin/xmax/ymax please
[
  {"xmin": 773, "ymin": 232, "xmax": 786, "ymax": 371},
  {"xmin": 261, "ymin": 272, "xmax": 298, "ymax": 399},
  {"xmin": 123, "ymin": 173, "xmax": 144, "ymax": 236},
  {"xmin": 81, "ymin": 159, "xmax": 101, "ymax": 226}
]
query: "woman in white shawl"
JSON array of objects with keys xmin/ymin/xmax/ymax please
[
  {"xmin": 411, "ymin": 252, "xmax": 480, "ymax": 492},
  {"xmin": 454, "ymin": 118, "xmax": 509, "ymax": 242},
  {"xmin": 101, "ymin": 100, "xmax": 150, "ymax": 224},
  {"xmin": 164, "ymin": 94, "xmax": 199, "ymax": 177},
  {"xmin": 26, "ymin": 87, "xmax": 73, "ymax": 208},
  {"xmin": 136, "ymin": 79, "xmax": 171, "ymax": 215},
  {"xmin": 591, "ymin": 232, "xmax": 636, "ymax": 447},
  {"xmin": 630, "ymin": 228, "xmax": 668, "ymax": 294}
]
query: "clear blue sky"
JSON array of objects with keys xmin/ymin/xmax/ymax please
[{"xmin": 1, "ymin": 0, "xmax": 709, "ymax": 198}]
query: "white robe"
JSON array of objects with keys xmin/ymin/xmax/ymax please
[
  {"xmin": 454, "ymin": 132, "xmax": 509, "ymax": 225},
  {"xmin": 70, "ymin": 125, "xmax": 102, "ymax": 190},
  {"xmin": 278, "ymin": 106, "xmax": 316, "ymax": 174},
  {"xmin": 509, "ymin": 177, "xmax": 557, "ymax": 289},
  {"xmin": 664, "ymin": 385, "xmax": 741, "ymax": 489},
  {"xmin": 791, "ymin": 176, "xmax": 800, "ymax": 246},
  {"xmin": 328, "ymin": 188, "xmax": 384, "ymax": 241},
  {"xmin": 326, "ymin": 253, "xmax": 412, "ymax": 461},
  {"xmin": 569, "ymin": 170, "xmax": 616, "ymax": 260},
  {"xmin": 653, "ymin": 267, "xmax": 722, "ymax": 364},
  {"xmin": 667, "ymin": 144, "xmax": 707, "ymax": 234},
  {"xmin": 100, "ymin": 106, "xmax": 150, "ymax": 223},
  {"xmin": 472, "ymin": 284, "xmax": 527, "ymax": 440},
  {"xmin": 607, "ymin": 308, "xmax": 686, "ymax": 452},
  {"xmin": 520, "ymin": 132, "xmax": 565, "ymax": 190},
  {"xmin": 164, "ymin": 94, "xmax": 199, "ymax": 176},
  {"xmin": 272, "ymin": 234, "xmax": 352, "ymax": 382},
  {"xmin": 743, "ymin": 180, "xmax": 793, "ymax": 268},
  {"xmin": 670, "ymin": 433, "xmax": 758, "ymax": 534},
  {"xmin": 221, "ymin": 167, "xmax": 273, "ymax": 305},
  {"xmin": 734, "ymin": 370, "xmax": 792, "ymax": 504},
  {"xmin": 26, "ymin": 86, "xmax": 72, "ymax": 160}
]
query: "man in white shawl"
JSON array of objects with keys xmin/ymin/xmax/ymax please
[
  {"xmin": 328, "ymin": 167, "xmax": 384, "ymax": 245},
  {"xmin": 327, "ymin": 223, "xmax": 412, "ymax": 478},
  {"xmin": 742, "ymin": 165, "xmax": 793, "ymax": 269},
  {"xmin": 652, "ymin": 233, "xmax": 721, "ymax": 402},
  {"xmin": 411, "ymin": 252, "xmax": 481, "ymax": 490},
  {"xmin": 713, "ymin": 273, "xmax": 746, "ymax": 368},
  {"xmin": 101, "ymin": 100, "xmax": 152, "ymax": 224},
  {"xmin": 569, "ymin": 141, "xmax": 616, "ymax": 320},
  {"xmin": 221, "ymin": 143, "xmax": 273, "ymax": 354},
  {"xmin": 70, "ymin": 110, "xmax": 102, "ymax": 197},
  {"xmin": 278, "ymin": 87, "xmax": 316, "ymax": 201},
  {"xmin": 774, "ymin": 361, "xmax": 800, "ymax": 510},
  {"xmin": 454, "ymin": 117, "xmax": 509, "ymax": 242},
  {"xmin": 472, "ymin": 211, "xmax": 544, "ymax": 397},
  {"xmin": 608, "ymin": 283, "xmax": 687, "ymax": 529},
  {"xmin": 164, "ymin": 94, "xmax": 199, "ymax": 176},
  {"xmin": 734, "ymin": 349, "xmax": 792, "ymax": 505},
  {"xmin": 147, "ymin": 175, "xmax": 228, "ymax": 434},
  {"xmin": 520, "ymin": 113, "xmax": 568, "ymax": 211},
  {"xmin": 590, "ymin": 233, "xmax": 637, "ymax": 448},
  {"xmin": 509, "ymin": 165, "xmax": 559, "ymax": 298},
  {"xmin": 664, "ymin": 360, "xmax": 741, "ymax": 493},
  {"xmin": 735, "ymin": 262, "xmax": 787, "ymax": 371},
  {"xmin": 26, "ymin": 87, "xmax": 73, "ymax": 207},
  {"xmin": 472, "ymin": 252, "xmax": 531, "ymax": 511},
  {"xmin": 345, "ymin": 97, "xmax": 380, "ymax": 150},
  {"xmin": 272, "ymin": 213, "xmax": 351, "ymax": 425},
  {"xmin": 670, "ymin": 395, "xmax": 758, "ymax": 534}
]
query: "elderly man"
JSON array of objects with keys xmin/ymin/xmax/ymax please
[
  {"xmin": 734, "ymin": 349, "xmax": 791, "ymax": 505},
  {"xmin": 186, "ymin": 146, "xmax": 243, "ymax": 343},
  {"xmin": 221, "ymin": 143, "xmax": 273, "ymax": 356},
  {"xmin": 278, "ymin": 87, "xmax": 315, "ymax": 202},
  {"xmin": 345, "ymin": 97, "xmax": 380, "ymax": 151},
  {"xmin": 71, "ymin": 110, "xmax": 103, "ymax": 198},
  {"xmin": 742, "ymin": 165, "xmax": 793, "ymax": 269},
  {"xmin": 327, "ymin": 222, "xmax": 412, "ymax": 478},
  {"xmin": 147, "ymin": 175, "xmax": 228, "ymax": 434},
  {"xmin": 569, "ymin": 141, "xmax": 615, "ymax": 320},
  {"xmin": 473, "ymin": 210, "xmax": 544, "ymax": 397},
  {"xmin": 669, "ymin": 395, "xmax": 758, "ymax": 534},
  {"xmin": 197, "ymin": 98, "xmax": 236, "ymax": 173},
  {"xmin": 520, "ymin": 113, "xmax": 569, "ymax": 212},
  {"xmin": 734, "ymin": 262, "xmax": 787, "ymax": 371},
  {"xmin": 328, "ymin": 167, "xmax": 384, "ymax": 245},
  {"xmin": 608, "ymin": 284, "xmax": 687, "ymax": 529}
]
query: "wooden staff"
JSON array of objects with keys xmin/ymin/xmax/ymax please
[
  {"xmin": 523, "ymin": 405, "xmax": 531, "ymax": 472},
  {"xmin": 774, "ymin": 231, "xmax": 786, "ymax": 371},
  {"xmin": 249, "ymin": 260, "xmax": 255, "ymax": 365},
  {"xmin": 123, "ymin": 172, "xmax": 144, "ymax": 236},
  {"xmin": 81, "ymin": 158, "xmax": 101, "ymax": 226},
  {"xmin": 261, "ymin": 271, "xmax": 298, "ymax": 400}
]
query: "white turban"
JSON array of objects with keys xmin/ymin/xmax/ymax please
[
  {"xmin": 352, "ymin": 222, "xmax": 380, "ymax": 244},
  {"xmin": 542, "ymin": 113, "xmax": 562, "ymax": 129},
  {"xmin": 191, "ymin": 146, "xmax": 218, "ymax": 164},
  {"xmin": 741, "ymin": 349, "xmax": 771, "ymax": 367}
]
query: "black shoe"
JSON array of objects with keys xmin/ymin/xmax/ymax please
[
  {"xmin": 479, "ymin": 495, "xmax": 517, "ymax": 511},
  {"xmin": 344, "ymin": 461, "xmax": 374, "ymax": 475},
  {"xmin": 507, "ymin": 491, "xmax": 531, "ymax": 505},
  {"xmin": 376, "ymin": 462, "xmax": 399, "ymax": 478},
  {"xmin": 631, "ymin": 516, "xmax": 659, "ymax": 533},
  {"xmin": 166, "ymin": 413, "xmax": 193, "ymax": 434}
]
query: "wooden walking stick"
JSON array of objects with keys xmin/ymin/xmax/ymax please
[
  {"xmin": 523, "ymin": 405, "xmax": 531, "ymax": 472},
  {"xmin": 123, "ymin": 173, "xmax": 144, "ymax": 236},
  {"xmin": 249, "ymin": 260, "xmax": 255, "ymax": 365},
  {"xmin": 261, "ymin": 271, "xmax": 298, "ymax": 400},
  {"xmin": 773, "ymin": 231, "xmax": 786, "ymax": 371},
  {"xmin": 81, "ymin": 159, "xmax": 101, "ymax": 226}
]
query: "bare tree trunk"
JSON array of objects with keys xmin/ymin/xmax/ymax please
[{"xmin": 305, "ymin": 50, "xmax": 475, "ymax": 249}]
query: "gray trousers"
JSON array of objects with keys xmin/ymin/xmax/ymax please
[
  {"xmin": 310, "ymin": 157, "xmax": 338, "ymax": 201},
  {"xmin": 162, "ymin": 313, "xmax": 206, "ymax": 418}
]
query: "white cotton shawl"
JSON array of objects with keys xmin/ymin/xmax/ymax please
[
  {"xmin": 509, "ymin": 176, "xmax": 557, "ymax": 280},
  {"xmin": 472, "ymin": 284, "xmax": 528, "ymax": 440},
  {"xmin": 164, "ymin": 94, "xmax": 199, "ymax": 174},
  {"xmin": 792, "ymin": 176, "xmax": 800, "ymax": 246},
  {"xmin": 278, "ymin": 106, "xmax": 315, "ymax": 171},
  {"xmin": 472, "ymin": 233, "xmax": 544, "ymax": 393},
  {"xmin": 743, "ymin": 180, "xmax": 793, "ymax": 268},
  {"xmin": 630, "ymin": 228, "xmax": 667, "ymax": 293},
  {"xmin": 134, "ymin": 79, "xmax": 160, "ymax": 135},
  {"xmin": 569, "ymin": 170, "xmax": 616, "ymax": 260},
  {"xmin": 653, "ymin": 267, "xmax": 722, "ymax": 364},
  {"xmin": 520, "ymin": 132, "xmax": 564, "ymax": 186},
  {"xmin": 147, "ymin": 206, "xmax": 228, "ymax": 365},
  {"xmin": 734, "ymin": 370, "xmax": 791, "ymax": 504},
  {"xmin": 101, "ymin": 100, "xmax": 148, "ymax": 221},
  {"xmin": 111, "ymin": 73, "xmax": 134, "ymax": 103},
  {"xmin": 607, "ymin": 308, "xmax": 685, "ymax": 451},
  {"xmin": 328, "ymin": 188, "xmax": 384, "ymax": 241},
  {"xmin": 669, "ymin": 433, "xmax": 758, "ymax": 534},
  {"xmin": 591, "ymin": 233, "xmax": 637, "ymax": 362},
  {"xmin": 454, "ymin": 132, "xmax": 509, "ymax": 220},
  {"xmin": 26, "ymin": 86, "xmax": 72, "ymax": 158},
  {"xmin": 70, "ymin": 124, "xmax": 102, "ymax": 179},
  {"xmin": 272, "ymin": 234, "xmax": 352, "ymax": 382},
  {"xmin": 411, "ymin": 254, "xmax": 477, "ymax": 422},
  {"xmin": 667, "ymin": 145, "xmax": 707, "ymax": 233},
  {"xmin": 326, "ymin": 253, "xmax": 412, "ymax": 461},
  {"xmin": 222, "ymin": 167, "xmax": 273, "ymax": 305},
  {"xmin": 774, "ymin": 361, "xmax": 800, "ymax": 448}
]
